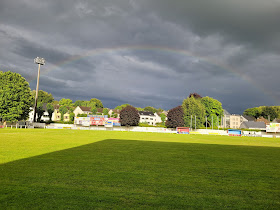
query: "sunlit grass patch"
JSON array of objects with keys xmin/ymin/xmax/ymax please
[{"xmin": 0, "ymin": 129, "xmax": 280, "ymax": 208}]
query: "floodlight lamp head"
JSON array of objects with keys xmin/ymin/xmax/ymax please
[{"xmin": 34, "ymin": 57, "xmax": 45, "ymax": 65}]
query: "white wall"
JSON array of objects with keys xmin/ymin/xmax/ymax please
[
  {"xmin": 139, "ymin": 115, "xmax": 157, "ymax": 125},
  {"xmin": 28, "ymin": 109, "xmax": 50, "ymax": 122}
]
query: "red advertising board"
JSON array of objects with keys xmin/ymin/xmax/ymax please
[
  {"xmin": 90, "ymin": 117, "xmax": 105, "ymax": 126},
  {"xmin": 176, "ymin": 127, "xmax": 190, "ymax": 134}
]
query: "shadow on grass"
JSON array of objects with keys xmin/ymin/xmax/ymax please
[{"xmin": 0, "ymin": 139, "xmax": 280, "ymax": 209}]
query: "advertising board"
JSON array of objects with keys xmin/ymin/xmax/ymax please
[
  {"xmin": 266, "ymin": 123, "xmax": 280, "ymax": 133},
  {"xmin": 74, "ymin": 116, "xmax": 120, "ymax": 127},
  {"xmin": 176, "ymin": 127, "xmax": 189, "ymax": 134},
  {"xmin": 227, "ymin": 129, "xmax": 242, "ymax": 136},
  {"xmin": 75, "ymin": 117, "xmax": 90, "ymax": 125},
  {"xmin": 82, "ymin": 120, "xmax": 90, "ymax": 127},
  {"xmin": 107, "ymin": 118, "xmax": 120, "ymax": 126},
  {"xmin": 90, "ymin": 117, "xmax": 105, "ymax": 126},
  {"xmin": 87, "ymin": 115, "xmax": 108, "ymax": 118},
  {"xmin": 105, "ymin": 121, "xmax": 113, "ymax": 127}
]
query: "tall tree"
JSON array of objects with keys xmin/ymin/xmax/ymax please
[
  {"xmin": 272, "ymin": 106, "xmax": 280, "ymax": 118},
  {"xmin": 115, "ymin": 104, "xmax": 130, "ymax": 110},
  {"xmin": 59, "ymin": 105, "xmax": 68, "ymax": 121},
  {"xmin": 69, "ymin": 112, "xmax": 75, "ymax": 121},
  {"xmin": 144, "ymin": 106, "xmax": 157, "ymax": 113},
  {"xmin": 90, "ymin": 98, "xmax": 103, "ymax": 108},
  {"xmin": 120, "ymin": 105, "xmax": 140, "ymax": 126},
  {"xmin": 189, "ymin": 93, "xmax": 202, "ymax": 99},
  {"xmin": 182, "ymin": 96, "xmax": 205, "ymax": 128},
  {"xmin": 243, "ymin": 107, "xmax": 262, "ymax": 118},
  {"xmin": 0, "ymin": 71, "xmax": 32, "ymax": 122},
  {"xmin": 261, "ymin": 106, "xmax": 278, "ymax": 121},
  {"xmin": 103, "ymin": 108, "xmax": 109, "ymax": 116},
  {"xmin": 81, "ymin": 101, "xmax": 91, "ymax": 107},
  {"xmin": 36, "ymin": 102, "xmax": 45, "ymax": 122},
  {"xmin": 160, "ymin": 113, "xmax": 167, "ymax": 123},
  {"xmin": 201, "ymin": 96, "xmax": 223, "ymax": 126},
  {"xmin": 46, "ymin": 103, "xmax": 54, "ymax": 121},
  {"xmin": 53, "ymin": 100, "xmax": 59, "ymax": 105},
  {"xmin": 74, "ymin": 100, "xmax": 83, "ymax": 107},
  {"xmin": 31, "ymin": 90, "xmax": 54, "ymax": 106},
  {"xmin": 165, "ymin": 106, "xmax": 184, "ymax": 128},
  {"xmin": 59, "ymin": 98, "xmax": 73, "ymax": 106},
  {"xmin": 91, "ymin": 106, "xmax": 97, "ymax": 115}
]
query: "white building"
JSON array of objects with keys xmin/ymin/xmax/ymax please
[
  {"xmin": 220, "ymin": 109, "xmax": 242, "ymax": 129},
  {"xmin": 28, "ymin": 109, "xmax": 50, "ymax": 122},
  {"xmin": 154, "ymin": 113, "xmax": 163, "ymax": 124},
  {"xmin": 139, "ymin": 111, "xmax": 162, "ymax": 126},
  {"xmin": 73, "ymin": 106, "xmax": 92, "ymax": 117}
]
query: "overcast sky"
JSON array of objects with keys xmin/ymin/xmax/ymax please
[{"xmin": 1, "ymin": 0, "xmax": 280, "ymax": 113}]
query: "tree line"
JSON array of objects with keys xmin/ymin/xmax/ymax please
[
  {"xmin": 0, "ymin": 71, "xmax": 166, "ymax": 123},
  {"xmin": 165, "ymin": 93, "xmax": 224, "ymax": 128},
  {"xmin": 243, "ymin": 106, "xmax": 280, "ymax": 121},
  {"xmin": 117, "ymin": 93, "xmax": 224, "ymax": 128},
  {"xmin": 1, "ymin": 71, "xmax": 279, "ymax": 126}
]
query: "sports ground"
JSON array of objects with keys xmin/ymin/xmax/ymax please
[{"xmin": 0, "ymin": 129, "xmax": 280, "ymax": 209}]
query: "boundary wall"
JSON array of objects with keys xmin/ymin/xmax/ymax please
[
  {"xmin": 44, "ymin": 124, "xmax": 280, "ymax": 138},
  {"xmin": 46, "ymin": 124, "xmax": 177, "ymax": 133}
]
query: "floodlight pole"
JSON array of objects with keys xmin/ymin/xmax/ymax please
[{"xmin": 33, "ymin": 57, "xmax": 45, "ymax": 123}]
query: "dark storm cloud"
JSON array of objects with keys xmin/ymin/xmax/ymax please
[
  {"xmin": 0, "ymin": 24, "xmax": 96, "ymax": 83},
  {"xmin": 13, "ymin": 39, "xmax": 72, "ymax": 65},
  {"xmin": 143, "ymin": 0, "xmax": 280, "ymax": 52},
  {"xmin": 0, "ymin": 0, "xmax": 279, "ymax": 113}
]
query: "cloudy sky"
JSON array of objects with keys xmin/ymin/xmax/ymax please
[{"xmin": 1, "ymin": 0, "xmax": 280, "ymax": 113}]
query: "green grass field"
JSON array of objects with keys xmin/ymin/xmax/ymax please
[{"xmin": 1, "ymin": 129, "xmax": 280, "ymax": 209}]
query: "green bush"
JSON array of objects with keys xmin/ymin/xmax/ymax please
[
  {"xmin": 138, "ymin": 123, "xmax": 154, "ymax": 127},
  {"xmin": 155, "ymin": 122, "xmax": 166, "ymax": 128},
  {"xmin": 55, "ymin": 121, "xmax": 74, "ymax": 124},
  {"xmin": 77, "ymin": 114, "xmax": 87, "ymax": 117}
]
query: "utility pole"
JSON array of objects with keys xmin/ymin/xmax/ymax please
[{"xmin": 33, "ymin": 57, "xmax": 45, "ymax": 122}]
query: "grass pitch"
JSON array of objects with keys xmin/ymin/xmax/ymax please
[{"xmin": 0, "ymin": 129, "xmax": 280, "ymax": 209}]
